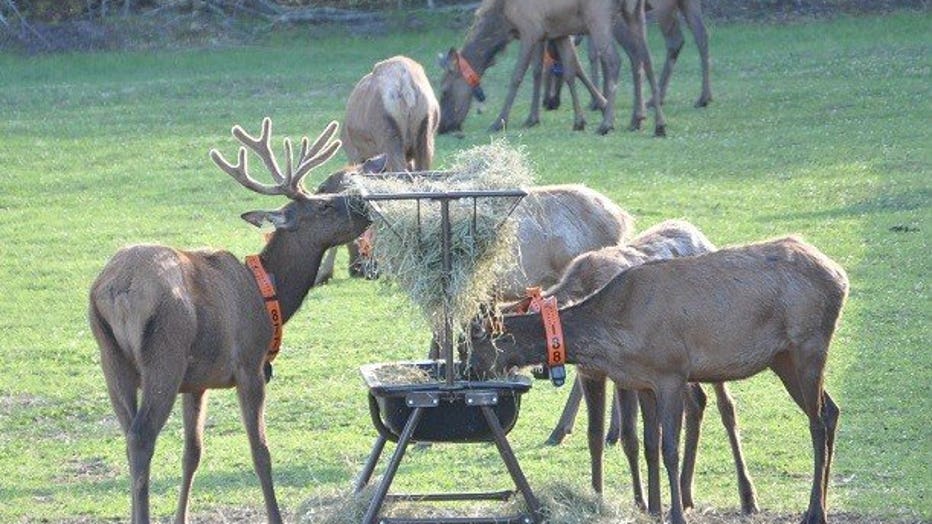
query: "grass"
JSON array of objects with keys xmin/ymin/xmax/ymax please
[{"xmin": 0, "ymin": 9, "xmax": 929, "ymax": 523}]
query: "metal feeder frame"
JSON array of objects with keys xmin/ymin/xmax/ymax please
[{"xmin": 353, "ymin": 184, "xmax": 544, "ymax": 524}]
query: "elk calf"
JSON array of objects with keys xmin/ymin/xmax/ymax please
[
  {"xmin": 470, "ymin": 236, "xmax": 847, "ymax": 524},
  {"xmin": 342, "ymin": 55, "xmax": 440, "ymax": 172},
  {"xmin": 89, "ymin": 119, "xmax": 371, "ymax": 523}
]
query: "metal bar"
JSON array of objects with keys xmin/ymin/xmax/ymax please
[
  {"xmin": 480, "ymin": 406, "xmax": 544, "ymax": 523},
  {"xmin": 353, "ymin": 433, "xmax": 388, "ymax": 493},
  {"xmin": 440, "ymin": 199, "xmax": 454, "ymax": 386},
  {"xmin": 362, "ymin": 407, "xmax": 425, "ymax": 524},
  {"xmin": 383, "ymin": 489, "xmax": 516, "ymax": 502},
  {"xmin": 361, "ymin": 189, "xmax": 527, "ymax": 201},
  {"xmin": 379, "ymin": 515, "xmax": 532, "ymax": 524}
]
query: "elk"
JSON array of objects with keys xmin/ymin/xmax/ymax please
[
  {"xmin": 469, "ymin": 236, "xmax": 848, "ymax": 524},
  {"xmin": 88, "ymin": 118, "xmax": 372, "ymax": 524},
  {"xmin": 437, "ymin": 0, "xmax": 666, "ymax": 136},
  {"xmin": 342, "ymin": 55, "xmax": 440, "ymax": 172},
  {"xmin": 314, "ymin": 56, "xmax": 440, "ymax": 284},
  {"xmin": 577, "ymin": 0, "xmax": 712, "ymax": 109},
  {"xmin": 496, "ymin": 220, "xmax": 757, "ymax": 514}
]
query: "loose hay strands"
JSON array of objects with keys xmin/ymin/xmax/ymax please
[{"xmin": 348, "ymin": 141, "xmax": 534, "ymax": 345}]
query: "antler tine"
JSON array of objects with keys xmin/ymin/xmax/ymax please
[
  {"xmin": 230, "ymin": 117, "xmax": 286, "ymax": 185},
  {"xmin": 287, "ymin": 121, "xmax": 342, "ymax": 194},
  {"xmin": 208, "ymin": 146, "xmax": 288, "ymax": 196}
]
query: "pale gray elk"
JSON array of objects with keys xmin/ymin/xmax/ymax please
[
  {"xmin": 315, "ymin": 56, "xmax": 440, "ymax": 284},
  {"xmin": 469, "ymin": 236, "xmax": 848, "ymax": 524},
  {"xmin": 88, "ymin": 118, "xmax": 371, "ymax": 524},
  {"xmin": 497, "ymin": 219, "xmax": 757, "ymax": 514},
  {"xmin": 579, "ymin": 0, "xmax": 712, "ymax": 109},
  {"xmin": 437, "ymin": 0, "xmax": 666, "ymax": 136}
]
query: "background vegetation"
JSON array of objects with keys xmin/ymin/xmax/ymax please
[{"xmin": 0, "ymin": 6, "xmax": 929, "ymax": 523}]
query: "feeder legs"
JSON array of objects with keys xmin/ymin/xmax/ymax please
[{"xmin": 362, "ymin": 406, "xmax": 424, "ymax": 524}]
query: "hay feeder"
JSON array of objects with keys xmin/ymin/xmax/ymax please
[{"xmin": 352, "ymin": 185, "xmax": 544, "ymax": 524}]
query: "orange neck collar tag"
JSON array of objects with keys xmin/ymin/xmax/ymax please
[
  {"xmin": 526, "ymin": 287, "xmax": 567, "ymax": 386},
  {"xmin": 457, "ymin": 51, "xmax": 482, "ymax": 89},
  {"xmin": 245, "ymin": 255, "xmax": 283, "ymax": 363}
]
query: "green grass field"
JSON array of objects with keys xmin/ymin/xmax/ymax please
[{"xmin": 0, "ymin": 9, "xmax": 929, "ymax": 523}]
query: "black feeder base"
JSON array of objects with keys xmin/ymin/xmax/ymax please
[{"xmin": 355, "ymin": 361, "xmax": 544, "ymax": 524}]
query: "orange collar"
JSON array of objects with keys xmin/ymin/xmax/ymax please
[
  {"xmin": 526, "ymin": 287, "xmax": 567, "ymax": 386},
  {"xmin": 456, "ymin": 51, "xmax": 482, "ymax": 89},
  {"xmin": 245, "ymin": 255, "xmax": 283, "ymax": 363}
]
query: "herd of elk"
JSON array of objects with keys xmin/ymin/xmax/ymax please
[
  {"xmin": 89, "ymin": 118, "xmax": 372, "ymax": 523},
  {"xmin": 468, "ymin": 236, "xmax": 847, "ymax": 524}
]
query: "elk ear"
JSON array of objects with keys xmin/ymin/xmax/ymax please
[
  {"xmin": 361, "ymin": 154, "xmax": 388, "ymax": 174},
  {"xmin": 241, "ymin": 209, "xmax": 297, "ymax": 231}
]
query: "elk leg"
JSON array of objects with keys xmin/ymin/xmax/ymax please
[
  {"xmin": 490, "ymin": 38, "xmax": 537, "ymax": 132},
  {"xmin": 658, "ymin": 383, "xmax": 687, "ymax": 524},
  {"xmin": 586, "ymin": 36, "xmax": 604, "ymax": 111},
  {"xmin": 639, "ymin": 390, "xmax": 662, "ymax": 515},
  {"xmin": 653, "ymin": 5, "xmax": 684, "ymax": 108},
  {"xmin": 523, "ymin": 41, "xmax": 545, "ymax": 128},
  {"xmin": 546, "ymin": 376, "xmax": 583, "ymax": 445},
  {"xmin": 680, "ymin": 383, "xmax": 706, "ymax": 511},
  {"xmin": 580, "ymin": 373, "xmax": 607, "ymax": 493},
  {"xmin": 612, "ymin": 17, "xmax": 646, "ymax": 131},
  {"xmin": 771, "ymin": 350, "xmax": 830, "ymax": 524},
  {"xmin": 315, "ymin": 247, "xmax": 337, "ymax": 284},
  {"xmin": 617, "ymin": 387, "xmax": 646, "ymax": 510},
  {"xmin": 822, "ymin": 391, "xmax": 840, "ymax": 507},
  {"xmin": 236, "ymin": 370, "xmax": 283, "ymax": 524},
  {"xmin": 542, "ymin": 40, "xmax": 562, "ymax": 111},
  {"xmin": 682, "ymin": 0, "xmax": 713, "ymax": 107},
  {"xmin": 713, "ymin": 382, "xmax": 759, "ymax": 514},
  {"xmin": 588, "ymin": 27, "xmax": 620, "ymax": 135},
  {"xmin": 175, "ymin": 390, "xmax": 208, "ymax": 524},
  {"xmin": 554, "ymin": 37, "xmax": 587, "ymax": 131},
  {"xmin": 413, "ymin": 115, "xmax": 435, "ymax": 171}
]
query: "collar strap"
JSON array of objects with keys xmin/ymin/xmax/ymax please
[
  {"xmin": 245, "ymin": 255, "xmax": 283, "ymax": 363},
  {"xmin": 456, "ymin": 51, "xmax": 482, "ymax": 88},
  {"xmin": 526, "ymin": 287, "xmax": 567, "ymax": 387}
]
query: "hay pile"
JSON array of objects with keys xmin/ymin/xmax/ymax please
[{"xmin": 348, "ymin": 141, "xmax": 533, "ymax": 344}]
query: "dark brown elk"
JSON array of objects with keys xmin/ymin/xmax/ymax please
[
  {"xmin": 437, "ymin": 0, "xmax": 666, "ymax": 136},
  {"xmin": 469, "ymin": 236, "xmax": 848, "ymax": 524},
  {"xmin": 578, "ymin": 0, "xmax": 712, "ymax": 108},
  {"xmin": 497, "ymin": 219, "xmax": 757, "ymax": 514},
  {"xmin": 88, "ymin": 118, "xmax": 371, "ymax": 524}
]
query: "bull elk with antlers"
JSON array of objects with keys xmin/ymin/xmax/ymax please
[{"xmin": 88, "ymin": 118, "xmax": 371, "ymax": 523}]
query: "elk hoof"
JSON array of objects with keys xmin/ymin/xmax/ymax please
[
  {"xmin": 741, "ymin": 501, "xmax": 761, "ymax": 515},
  {"xmin": 488, "ymin": 119, "xmax": 505, "ymax": 133},
  {"xmin": 544, "ymin": 97, "xmax": 560, "ymax": 111},
  {"xmin": 695, "ymin": 94, "xmax": 712, "ymax": 108},
  {"xmin": 597, "ymin": 123, "xmax": 614, "ymax": 135},
  {"xmin": 588, "ymin": 99, "xmax": 602, "ymax": 111},
  {"xmin": 544, "ymin": 431, "xmax": 568, "ymax": 446},
  {"xmin": 628, "ymin": 117, "xmax": 644, "ymax": 131},
  {"xmin": 523, "ymin": 117, "xmax": 540, "ymax": 128},
  {"xmin": 573, "ymin": 120, "xmax": 586, "ymax": 131},
  {"xmin": 655, "ymin": 125, "xmax": 667, "ymax": 137}
]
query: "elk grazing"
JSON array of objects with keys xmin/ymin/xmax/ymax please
[
  {"xmin": 496, "ymin": 219, "xmax": 757, "ymax": 514},
  {"xmin": 577, "ymin": 0, "xmax": 712, "ymax": 109},
  {"xmin": 342, "ymin": 55, "xmax": 440, "ymax": 172},
  {"xmin": 437, "ymin": 0, "xmax": 666, "ymax": 136},
  {"xmin": 88, "ymin": 118, "xmax": 372, "ymax": 523},
  {"xmin": 314, "ymin": 56, "xmax": 440, "ymax": 284},
  {"xmin": 469, "ymin": 236, "xmax": 848, "ymax": 524}
]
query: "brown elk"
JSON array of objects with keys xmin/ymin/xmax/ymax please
[
  {"xmin": 496, "ymin": 220, "xmax": 757, "ymax": 514},
  {"xmin": 342, "ymin": 55, "xmax": 440, "ymax": 172},
  {"xmin": 469, "ymin": 236, "xmax": 847, "ymax": 524},
  {"xmin": 315, "ymin": 56, "xmax": 440, "ymax": 284},
  {"xmin": 88, "ymin": 118, "xmax": 372, "ymax": 523},
  {"xmin": 576, "ymin": 0, "xmax": 712, "ymax": 109},
  {"xmin": 437, "ymin": 0, "xmax": 666, "ymax": 136}
]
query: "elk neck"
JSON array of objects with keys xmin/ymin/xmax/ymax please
[{"xmin": 461, "ymin": 0, "xmax": 511, "ymax": 76}]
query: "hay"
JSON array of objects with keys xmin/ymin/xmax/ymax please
[
  {"xmin": 348, "ymin": 141, "xmax": 534, "ymax": 345},
  {"xmin": 366, "ymin": 363, "xmax": 435, "ymax": 386},
  {"xmin": 296, "ymin": 481, "xmax": 643, "ymax": 524}
]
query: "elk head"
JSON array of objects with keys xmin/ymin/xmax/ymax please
[
  {"xmin": 209, "ymin": 117, "xmax": 371, "ymax": 249},
  {"xmin": 437, "ymin": 48, "xmax": 477, "ymax": 134}
]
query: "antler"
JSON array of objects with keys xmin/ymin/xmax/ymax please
[{"xmin": 209, "ymin": 117, "xmax": 342, "ymax": 199}]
